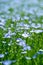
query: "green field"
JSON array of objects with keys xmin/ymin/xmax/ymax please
[{"xmin": 0, "ymin": 0, "xmax": 43, "ymax": 65}]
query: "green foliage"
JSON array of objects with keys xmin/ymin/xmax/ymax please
[
  {"xmin": 0, "ymin": 0, "xmax": 43, "ymax": 64},
  {"xmin": 0, "ymin": 16, "xmax": 43, "ymax": 65}
]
